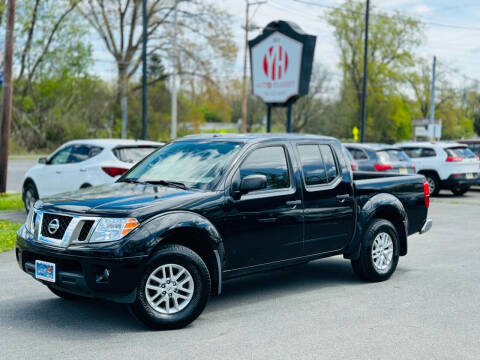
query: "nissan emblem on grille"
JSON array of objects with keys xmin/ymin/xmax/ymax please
[{"xmin": 48, "ymin": 219, "xmax": 60, "ymax": 235}]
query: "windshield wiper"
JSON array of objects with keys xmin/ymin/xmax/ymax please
[
  {"xmin": 118, "ymin": 178, "xmax": 144, "ymax": 184},
  {"xmin": 143, "ymin": 180, "xmax": 187, "ymax": 190}
]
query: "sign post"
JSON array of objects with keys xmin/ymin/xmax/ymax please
[{"xmin": 249, "ymin": 21, "xmax": 316, "ymax": 132}]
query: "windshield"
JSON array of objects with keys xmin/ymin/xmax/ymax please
[
  {"xmin": 113, "ymin": 146, "xmax": 160, "ymax": 163},
  {"xmin": 377, "ymin": 149, "xmax": 410, "ymax": 162},
  {"xmin": 124, "ymin": 140, "xmax": 243, "ymax": 190}
]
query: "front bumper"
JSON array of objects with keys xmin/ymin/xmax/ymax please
[
  {"xmin": 16, "ymin": 226, "xmax": 147, "ymax": 303},
  {"xmin": 441, "ymin": 174, "xmax": 479, "ymax": 189},
  {"xmin": 419, "ymin": 218, "xmax": 433, "ymax": 234}
]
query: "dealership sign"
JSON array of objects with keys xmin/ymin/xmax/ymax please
[{"xmin": 249, "ymin": 21, "xmax": 316, "ymax": 105}]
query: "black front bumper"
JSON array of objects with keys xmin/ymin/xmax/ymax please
[
  {"xmin": 16, "ymin": 227, "xmax": 148, "ymax": 303},
  {"xmin": 441, "ymin": 174, "xmax": 480, "ymax": 189}
]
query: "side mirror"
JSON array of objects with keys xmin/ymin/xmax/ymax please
[
  {"xmin": 38, "ymin": 157, "xmax": 47, "ymax": 164},
  {"xmin": 239, "ymin": 174, "xmax": 267, "ymax": 194}
]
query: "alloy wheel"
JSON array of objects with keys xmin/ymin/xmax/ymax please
[
  {"xmin": 371, "ymin": 232, "xmax": 394, "ymax": 274},
  {"xmin": 145, "ymin": 263, "xmax": 194, "ymax": 314}
]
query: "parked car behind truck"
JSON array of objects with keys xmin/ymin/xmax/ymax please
[
  {"xmin": 16, "ymin": 134, "xmax": 432, "ymax": 330},
  {"xmin": 396, "ymin": 142, "xmax": 479, "ymax": 196},
  {"xmin": 344, "ymin": 143, "xmax": 416, "ymax": 174},
  {"xmin": 22, "ymin": 139, "xmax": 164, "ymax": 211}
]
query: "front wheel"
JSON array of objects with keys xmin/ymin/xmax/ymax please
[
  {"xmin": 23, "ymin": 182, "xmax": 39, "ymax": 212},
  {"xmin": 351, "ymin": 219, "xmax": 399, "ymax": 282},
  {"xmin": 424, "ymin": 174, "xmax": 440, "ymax": 196},
  {"xmin": 129, "ymin": 244, "xmax": 211, "ymax": 330}
]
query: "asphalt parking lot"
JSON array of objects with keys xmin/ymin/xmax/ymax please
[{"xmin": 1, "ymin": 190, "xmax": 479, "ymax": 359}]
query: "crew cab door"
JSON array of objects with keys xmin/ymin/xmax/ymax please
[
  {"xmin": 222, "ymin": 144, "xmax": 303, "ymax": 270},
  {"xmin": 295, "ymin": 142, "xmax": 355, "ymax": 255}
]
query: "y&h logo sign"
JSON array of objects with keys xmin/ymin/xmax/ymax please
[{"xmin": 250, "ymin": 32, "xmax": 303, "ymax": 103}]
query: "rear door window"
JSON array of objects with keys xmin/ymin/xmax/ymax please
[
  {"xmin": 320, "ymin": 145, "xmax": 339, "ymax": 181},
  {"xmin": 113, "ymin": 146, "xmax": 160, "ymax": 163},
  {"xmin": 377, "ymin": 149, "xmax": 410, "ymax": 162},
  {"xmin": 239, "ymin": 146, "xmax": 290, "ymax": 191},
  {"xmin": 348, "ymin": 148, "xmax": 368, "ymax": 160},
  {"xmin": 298, "ymin": 145, "xmax": 328, "ymax": 185},
  {"xmin": 69, "ymin": 145, "xmax": 103, "ymax": 163}
]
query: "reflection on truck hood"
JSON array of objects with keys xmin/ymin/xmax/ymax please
[{"xmin": 37, "ymin": 182, "xmax": 221, "ymax": 220}]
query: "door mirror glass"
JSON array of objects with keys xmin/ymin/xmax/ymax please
[
  {"xmin": 38, "ymin": 157, "xmax": 47, "ymax": 164},
  {"xmin": 240, "ymin": 174, "xmax": 267, "ymax": 194}
]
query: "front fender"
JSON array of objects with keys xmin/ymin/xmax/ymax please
[
  {"xmin": 344, "ymin": 193, "xmax": 408, "ymax": 259},
  {"xmin": 127, "ymin": 210, "xmax": 224, "ymax": 257}
]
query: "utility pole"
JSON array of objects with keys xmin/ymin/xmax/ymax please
[
  {"xmin": 170, "ymin": 0, "xmax": 178, "ymax": 140},
  {"xmin": 360, "ymin": 0, "xmax": 370, "ymax": 143},
  {"xmin": 429, "ymin": 56, "xmax": 437, "ymax": 142},
  {"xmin": 241, "ymin": 1, "xmax": 250, "ymax": 134},
  {"xmin": 241, "ymin": 1, "xmax": 265, "ymax": 133},
  {"xmin": 141, "ymin": 0, "xmax": 148, "ymax": 140},
  {"xmin": 0, "ymin": 0, "xmax": 16, "ymax": 193}
]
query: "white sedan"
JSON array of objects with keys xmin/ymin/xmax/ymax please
[{"xmin": 22, "ymin": 139, "xmax": 164, "ymax": 211}]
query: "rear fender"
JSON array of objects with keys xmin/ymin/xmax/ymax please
[{"xmin": 344, "ymin": 193, "xmax": 408, "ymax": 259}]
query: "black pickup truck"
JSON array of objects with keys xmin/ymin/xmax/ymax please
[{"xmin": 16, "ymin": 134, "xmax": 432, "ymax": 329}]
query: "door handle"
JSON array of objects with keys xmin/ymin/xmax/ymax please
[
  {"xmin": 80, "ymin": 168, "xmax": 87, "ymax": 172},
  {"xmin": 336, "ymin": 194, "xmax": 350, "ymax": 203},
  {"xmin": 285, "ymin": 200, "xmax": 301, "ymax": 207},
  {"xmin": 55, "ymin": 171, "xmax": 62, "ymax": 174}
]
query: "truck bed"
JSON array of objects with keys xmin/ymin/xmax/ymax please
[{"xmin": 352, "ymin": 171, "xmax": 428, "ymax": 235}]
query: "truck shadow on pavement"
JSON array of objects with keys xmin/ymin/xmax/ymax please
[{"xmin": 5, "ymin": 257, "xmax": 363, "ymax": 335}]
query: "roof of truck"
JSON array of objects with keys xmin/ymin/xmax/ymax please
[{"xmin": 178, "ymin": 133, "xmax": 336, "ymax": 143}]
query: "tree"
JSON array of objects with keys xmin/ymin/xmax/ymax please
[
  {"xmin": 326, "ymin": 0, "xmax": 423, "ymax": 142},
  {"xmin": 78, "ymin": 0, "xmax": 237, "ymax": 139},
  {"xmin": 12, "ymin": 0, "xmax": 93, "ymax": 149}
]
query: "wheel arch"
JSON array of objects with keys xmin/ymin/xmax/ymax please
[
  {"xmin": 22, "ymin": 177, "xmax": 38, "ymax": 198},
  {"xmin": 138, "ymin": 211, "xmax": 224, "ymax": 296},
  {"xmin": 344, "ymin": 193, "xmax": 408, "ymax": 259}
]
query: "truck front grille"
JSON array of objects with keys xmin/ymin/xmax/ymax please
[{"xmin": 41, "ymin": 213, "xmax": 73, "ymax": 240}]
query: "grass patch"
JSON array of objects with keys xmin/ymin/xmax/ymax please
[
  {"xmin": 0, "ymin": 220, "xmax": 21, "ymax": 252},
  {"xmin": 0, "ymin": 193, "xmax": 24, "ymax": 211}
]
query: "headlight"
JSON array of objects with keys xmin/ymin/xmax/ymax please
[
  {"xmin": 89, "ymin": 218, "xmax": 139, "ymax": 243},
  {"xmin": 25, "ymin": 209, "xmax": 36, "ymax": 233}
]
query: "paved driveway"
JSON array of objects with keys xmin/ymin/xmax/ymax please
[{"xmin": 1, "ymin": 194, "xmax": 479, "ymax": 359}]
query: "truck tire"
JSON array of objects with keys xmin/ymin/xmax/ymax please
[
  {"xmin": 351, "ymin": 219, "xmax": 399, "ymax": 282},
  {"xmin": 129, "ymin": 244, "xmax": 211, "ymax": 330}
]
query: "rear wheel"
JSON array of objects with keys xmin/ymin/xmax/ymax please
[
  {"xmin": 351, "ymin": 219, "xmax": 399, "ymax": 282},
  {"xmin": 424, "ymin": 174, "xmax": 440, "ymax": 196},
  {"xmin": 23, "ymin": 182, "xmax": 39, "ymax": 212},
  {"xmin": 451, "ymin": 186, "xmax": 469, "ymax": 196},
  {"xmin": 129, "ymin": 244, "xmax": 211, "ymax": 330}
]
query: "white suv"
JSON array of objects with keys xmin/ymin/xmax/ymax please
[
  {"xmin": 22, "ymin": 139, "xmax": 163, "ymax": 211},
  {"xmin": 396, "ymin": 142, "xmax": 479, "ymax": 196}
]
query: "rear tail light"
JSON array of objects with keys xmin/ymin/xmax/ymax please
[
  {"xmin": 446, "ymin": 156, "xmax": 462, "ymax": 162},
  {"xmin": 102, "ymin": 167, "xmax": 128, "ymax": 177},
  {"xmin": 452, "ymin": 174, "xmax": 461, "ymax": 179},
  {"xmin": 411, "ymin": 164, "xmax": 416, "ymax": 170},
  {"xmin": 374, "ymin": 163, "xmax": 393, "ymax": 171},
  {"xmin": 423, "ymin": 181, "xmax": 430, "ymax": 209}
]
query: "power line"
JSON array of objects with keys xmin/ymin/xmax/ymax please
[{"xmin": 292, "ymin": 0, "xmax": 480, "ymax": 32}]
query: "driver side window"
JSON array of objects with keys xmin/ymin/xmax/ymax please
[
  {"xmin": 239, "ymin": 146, "xmax": 290, "ymax": 192},
  {"xmin": 50, "ymin": 146, "xmax": 74, "ymax": 165}
]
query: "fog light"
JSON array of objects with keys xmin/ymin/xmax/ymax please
[{"xmin": 96, "ymin": 268, "xmax": 111, "ymax": 283}]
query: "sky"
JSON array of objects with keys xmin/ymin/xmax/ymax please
[{"xmin": 93, "ymin": 0, "xmax": 480, "ymax": 91}]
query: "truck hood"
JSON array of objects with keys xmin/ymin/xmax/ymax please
[{"xmin": 37, "ymin": 182, "xmax": 220, "ymax": 220}]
